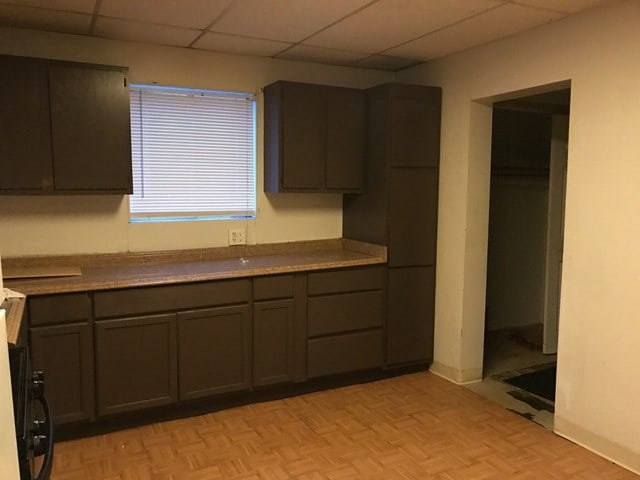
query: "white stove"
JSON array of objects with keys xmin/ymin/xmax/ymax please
[{"xmin": 0, "ymin": 308, "xmax": 20, "ymax": 480}]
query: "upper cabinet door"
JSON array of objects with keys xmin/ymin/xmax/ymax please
[
  {"xmin": 264, "ymin": 81, "xmax": 364, "ymax": 193},
  {"xmin": 390, "ymin": 86, "xmax": 441, "ymax": 168},
  {"xmin": 281, "ymin": 82, "xmax": 325, "ymax": 190},
  {"xmin": 49, "ymin": 64, "xmax": 132, "ymax": 192},
  {"xmin": 0, "ymin": 56, "xmax": 53, "ymax": 192},
  {"xmin": 326, "ymin": 87, "xmax": 365, "ymax": 192}
]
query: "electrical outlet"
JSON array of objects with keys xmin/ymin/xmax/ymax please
[{"xmin": 228, "ymin": 228, "xmax": 246, "ymax": 246}]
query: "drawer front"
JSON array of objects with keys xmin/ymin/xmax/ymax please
[
  {"xmin": 307, "ymin": 329, "xmax": 383, "ymax": 378},
  {"xmin": 94, "ymin": 279, "xmax": 250, "ymax": 318},
  {"xmin": 307, "ymin": 266, "xmax": 384, "ymax": 295},
  {"xmin": 253, "ymin": 275, "xmax": 294, "ymax": 300},
  {"xmin": 29, "ymin": 293, "xmax": 91, "ymax": 326},
  {"xmin": 308, "ymin": 291, "xmax": 382, "ymax": 337}
]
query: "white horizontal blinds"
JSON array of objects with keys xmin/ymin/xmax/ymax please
[{"xmin": 129, "ymin": 85, "xmax": 256, "ymax": 218}]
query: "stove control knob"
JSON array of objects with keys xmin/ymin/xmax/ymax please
[
  {"xmin": 31, "ymin": 420, "xmax": 47, "ymax": 437},
  {"xmin": 31, "ymin": 371, "xmax": 45, "ymax": 399},
  {"xmin": 31, "ymin": 434, "xmax": 48, "ymax": 457}
]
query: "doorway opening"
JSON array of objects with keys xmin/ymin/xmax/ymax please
[{"xmin": 467, "ymin": 87, "xmax": 570, "ymax": 430}]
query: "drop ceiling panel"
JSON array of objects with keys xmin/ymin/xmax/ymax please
[
  {"xmin": 0, "ymin": 0, "xmax": 96, "ymax": 14},
  {"xmin": 211, "ymin": 0, "xmax": 373, "ymax": 43},
  {"xmin": 304, "ymin": 0, "xmax": 503, "ymax": 54},
  {"xmin": 0, "ymin": 4, "xmax": 91, "ymax": 34},
  {"xmin": 387, "ymin": 4, "xmax": 564, "ymax": 61},
  {"xmin": 94, "ymin": 17, "xmax": 199, "ymax": 47},
  {"xmin": 355, "ymin": 54, "xmax": 420, "ymax": 71},
  {"xmin": 277, "ymin": 44, "xmax": 368, "ymax": 66},
  {"xmin": 193, "ymin": 32, "xmax": 291, "ymax": 57},
  {"xmin": 513, "ymin": 0, "xmax": 608, "ymax": 14},
  {"xmin": 98, "ymin": 0, "xmax": 233, "ymax": 29}
]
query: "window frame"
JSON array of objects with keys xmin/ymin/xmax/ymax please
[{"xmin": 128, "ymin": 83, "xmax": 257, "ymax": 223}]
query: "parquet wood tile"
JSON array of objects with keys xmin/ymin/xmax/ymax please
[{"xmin": 50, "ymin": 372, "xmax": 638, "ymax": 480}]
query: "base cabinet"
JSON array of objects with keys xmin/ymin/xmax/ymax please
[
  {"xmin": 386, "ymin": 267, "xmax": 435, "ymax": 365},
  {"xmin": 306, "ymin": 266, "xmax": 385, "ymax": 378},
  {"xmin": 308, "ymin": 330, "xmax": 383, "ymax": 378},
  {"xmin": 95, "ymin": 313, "xmax": 177, "ymax": 416},
  {"xmin": 30, "ymin": 323, "xmax": 94, "ymax": 425},
  {"xmin": 26, "ymin": 265, "xmax": 406, "ymax": 432},
  {"xmin": 253, "ymin": 300, "xmax": 294, "ymax": 387},
  {"xmin": 178, "ymin": 305, "xmax": 251, "ymax": 400}
]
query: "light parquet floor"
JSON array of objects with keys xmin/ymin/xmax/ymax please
[{"xmin": 51, "ymin": 372, "xmax": 638, "ymax": 480}]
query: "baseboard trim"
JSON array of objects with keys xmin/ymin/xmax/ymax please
[
  {"xmin": 429, "ymin": 361, "xmax": 482, "ymax": 385},
  {"xmin": 554, "ymin": 416, "xmax": 640, "ymax": 475}
]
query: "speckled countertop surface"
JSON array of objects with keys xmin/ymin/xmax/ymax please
[{"xmin": 3, "ymin": 239, "xmax": 387, "ymax": 296}]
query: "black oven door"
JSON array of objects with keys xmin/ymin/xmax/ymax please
[
  {"xmin": 12, "ymin": 344, "xmax": 54, "ymax": 480},
  {"xmin": 27, "ymin": 371, "xmax": 54, "ymax": 480}
]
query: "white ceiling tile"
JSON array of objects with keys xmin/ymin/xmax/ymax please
[
  {"xmin": 513, "ymin": 0, "xmax": 610, "ymax": 14},
  {"xmin": 0, "ymin": 4, "xmax": 91, "ymax": 34},
  {"xmin": 304, "ymin": 0, "xmax": 502, "ymax": 54},
  {"xmin": 386, "ymin": 4, "xmax": 564, "ymax": 61},
  {"xmin": 99, "ymin": 0, "xmax": 232, "ymax": 29},
  {"xmin": 193, "ymin": 32, "xmax": 291, "ymax": 57},
  {"xmin": 211, "ymin": 0, "xmax": 373, "ymax": 43},
  {"xmin": 277, "ymin": 44, "xmax": 368, "ymax": 66},
  {"xmin": 94, "ymin": 16, "xmax": 199, "ymax": 47},
  {"xmin": 355, "ymin": 54, "xmax": 421, "ymax": 71},
  {"xmin": 0, "ymin": 0, "xmax": 96, "ymax": 14}
]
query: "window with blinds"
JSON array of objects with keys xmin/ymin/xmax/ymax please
[{"xmin": 129, "ymin": 84, "xmax": 256, "ymax": 221}]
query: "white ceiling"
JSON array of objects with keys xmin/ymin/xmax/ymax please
[{"xmin": 0, "ymin": 0, "xmax": 610, "ymax": 71}]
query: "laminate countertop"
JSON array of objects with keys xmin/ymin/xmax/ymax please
[{"xmin": 3, "ymin": 239, "xmax": 387, "ymax": 296}]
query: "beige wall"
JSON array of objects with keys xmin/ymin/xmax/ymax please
[
  {"xmin": 0, "ymin": 27, "xmax": 392, "ymax": 257},
  {"xmin": 398, "ymin": 0, "xmax": 640, "ymax": 471}
]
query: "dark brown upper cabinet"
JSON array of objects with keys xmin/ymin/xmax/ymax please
[
  {"xmin": 264, "ymin": 81, "xmax": 365, "ymax": 193},
  {"xmin": 0, "ymin": 55, "xmax": 132, "ymax": 195},
  {"xmin": 49, "ymin": 63, "xmax": 132, "ymax": 192},
  {"xmin": 0, "ymin": 56, "xmax": 53, "ymax": 192}
]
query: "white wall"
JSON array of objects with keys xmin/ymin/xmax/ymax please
[
  {"xmin": 0, "ymin": 27, "xmax": 392, "ymax": 257},
  {"xmin": 398, "ymin": 0, "xmax": 640, "ymax": 471}
]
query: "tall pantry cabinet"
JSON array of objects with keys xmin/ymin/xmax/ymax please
[{"xmin": 343, "ymin": 83, "xmax": 441, "ymax": 367}]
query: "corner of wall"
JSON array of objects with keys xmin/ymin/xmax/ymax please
[{"xmin": 554, "ymin": 416, "xmax": 640, "ymax": 475}]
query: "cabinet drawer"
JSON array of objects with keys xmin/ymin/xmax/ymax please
[
  {"xmin": 253, "ymin": 275, "xmax": 293, "ymax": 300},
  {"xmin": 94, "ymin": 279, "xmax": 250, "ymax": 318},
  {"xmin": 308, "ymin": 291, "xmax": 382, "ymax": 337},
  {"xmin": 29, "ymin": 293, "xmax": 90, "ymax": 326},
  {"xmin": 307, "ymin": 329, "xmax": 383, "ymax": 378},
  {"xmin": 308, "ymin": 266, "xmax": 384, "ymax": 295}
]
